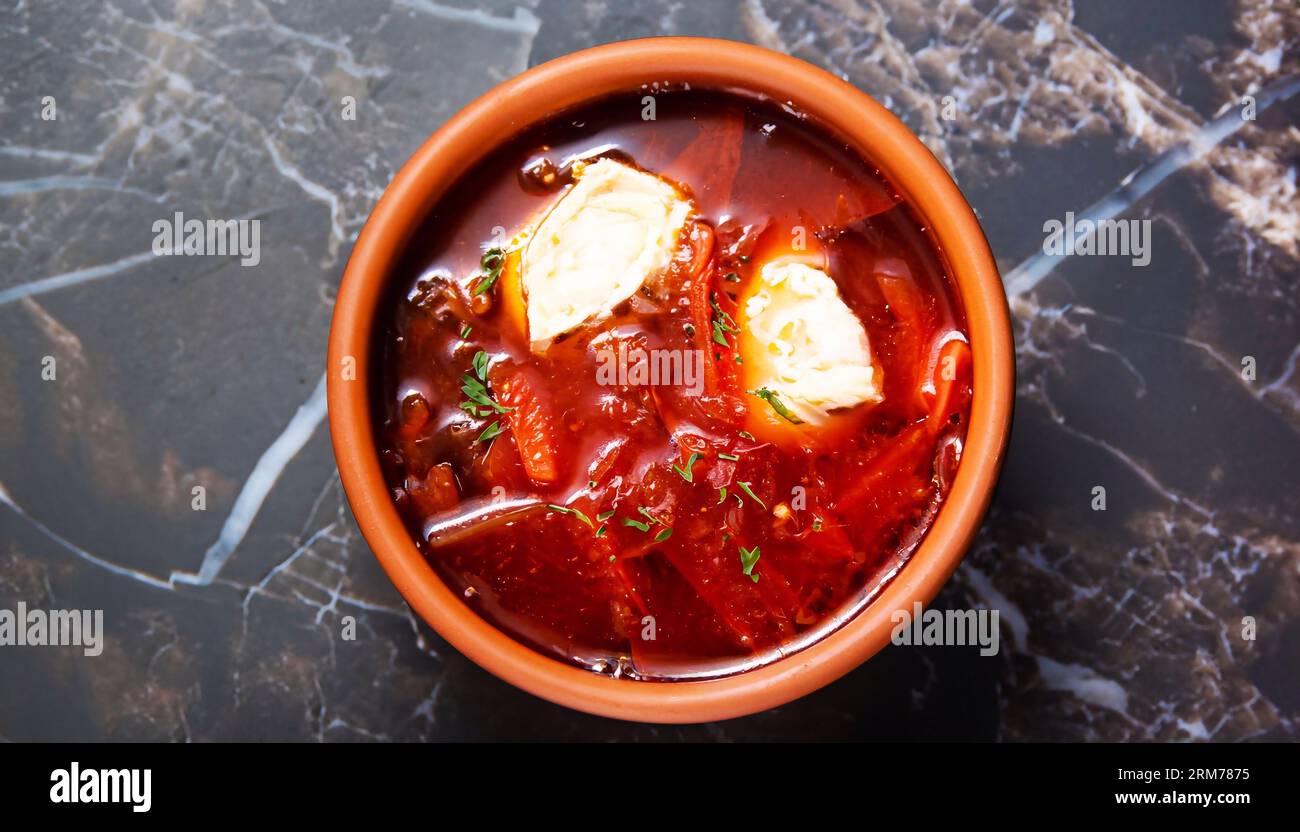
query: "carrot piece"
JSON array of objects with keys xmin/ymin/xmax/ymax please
[
  {"xmin": 839, "ymin": 470, "xmax": 932, "ymax": 558},
  {"xmin": 689, "ymin": 265, "xmax": 722, "ymax": 392},
  {"xmin": 686, "ymin": 239, "xmax": 744, "ymax": 412},
  {"xmin": 685, "ymin": 220, "xmax": 714, "ymax": 280},
  {"xmin": 658, "ymin": 535, "xmax": 799, "ymax": 650},
  {"xmin": 832, "ymin": 421, "xmax": 932, "ymax": 514},
  {"xmin": 488, "ymin": 363, "xmax": 561, "ymax": 486},
  {"xmin": 657, "ymin": 546, "xmax": 759, "ymax": 647},
  {"xmin": 877, "ymin": 274, "xmax": 934, "ymax": 417},
  {"xmin": 496, "ymin": 249, "xmax": 528, "ymax": 346},
  {"xmin": 926, "ymin": 338, "xmax": 971, "ymax": 434},
  {"xmin": 621, "ymin": 554, "xmax": 754, "ymax": 669},
  {"xmin": 640, "ymin": 222, "xmax": 745, "ymax": 431}
]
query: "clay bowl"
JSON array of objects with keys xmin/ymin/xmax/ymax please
[{"xmin": 328, "ymin": 37, "xmax": 1013, "ymax": 723}]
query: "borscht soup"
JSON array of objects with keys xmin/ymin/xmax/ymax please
[{"xmin": 376, "ymin": 87, "xmax": 972, "ymax": 680}]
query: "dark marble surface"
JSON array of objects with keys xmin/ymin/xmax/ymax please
[{"xmin": 0, "ymin": 0, "xmax": 1296, "ymax": 741}]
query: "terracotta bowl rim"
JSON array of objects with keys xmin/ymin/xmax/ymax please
[{"xmin": 327, "ymin": 36, "xmax": 1013, "ymax": 724}]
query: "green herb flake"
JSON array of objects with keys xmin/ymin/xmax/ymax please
[
  {"xmin": 471, "ymin": 350, "xmax": 489, "ymax": 381},
  {"xmin": 623, "ymin": 518, "xmax": 651, "ymax": 533},
  {"xmin": 481, "ymin": 248, "xmax": 505, "ymax": 271},
  {"xmin": 709, "ymin": 293, "xmax": 740, "ymax": 350},
  {"xmin": 739, "ymin": 544, "xmax": 761, "ymax": 581},
  {"xmin": 711, "ymin": 321, "xmax": 731, "ymax": 348},
  {"xmin": 546, "ymin": 504, "xmax": 594, "ymax": 528},
  {"xmin": 654, "ymin": 527, "xmax": 673, "ymax": 542},
  {"xmin": 461, "ymin": 372, "xmax": 513, "ymax": 415},
  {"xmin": 711, "ymin": 294, "xmax": 740, "ymax": 331},
  {"xmin": 607, "ymin": 552, "xmax": 615, "ymax": 560},
  {"xmin": 718, "ymin": 452, "xmax": 740, "ymax": 462},
  {"xmin": 475, "ymin": 421, "xmax": 503, "ymax": 444},
  {"xmin": 717, "ymin": 487, "xmax": 727, "ymax": 505},
  {"xmin": 636, "ymin": 506, "xmax": 663, "ymax": 525},
  {"xmin": 673, "ymin": 452, "xmax": 702, "ymax": 483},
  {"xmin": 473, "ymin": 247, "xmax": 506, "ymax": 296},
  {"xmin": 812, "ymin": 518, "xmax": 823, "ymax": 532},
  {"xmin": 596, "ymin": 510, "xmax": 615, "ymax": 522},
  {"xmin": 459, "ymin": 323, "xmax": 473, "ymax": 339},
  {"xmin": 737, "ymin": 481, "xmax": 767, "ymax": 510},
  {"xmin": 738, "ymin": 431, "xmax": 755, "ymax": 441},
  {"xmin": 747, "ymin": 386, "xmax": 804, "ymax": 424}
]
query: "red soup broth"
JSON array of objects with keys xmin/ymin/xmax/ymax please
[{"xmin": 375, "ymin": 87, "xmax": 971, "ymax": 680}]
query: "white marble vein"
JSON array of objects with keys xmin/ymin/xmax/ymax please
[
  {"xmin": 1005, "ymin": 74, "xmax": 1300, "ymax": 296},
  {"xmin": 172, "ymin": 373, "xmax": 329, "ymax": 587},
  {"xmin": 394, "ymin": 0, "xmax": 541, "ymax": 36},
  {"xmin": 0, "ymin": 479, "xmax": 174, "ymax": 590},
  {"xmin": 0, "ymin": 251, "xmax": 157, "ymax": 308}
]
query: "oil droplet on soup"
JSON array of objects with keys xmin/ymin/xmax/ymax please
[{"xmin": 376, "ymin": 88, "xmax": 972, "ymax": 680}]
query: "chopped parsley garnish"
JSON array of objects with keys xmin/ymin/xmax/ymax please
[
  {"xmin": 462, "ymin": 375, "xmax": 511, "ymax": 414},
  {"xmin": 812, "ymin": 518, "xmax": 823, "ymax": 532},
  {"xmin": 654, "ymin": 527, "xmax": 673, "ymax": 542},
  {"xmin": 739, "ymin": 544, "xmax": 761, "ymax": 582},
  {"xmin": 673, "ymin": 452, "xmax": 702, "ymax": 483},
  {"xmin": 637, "ymin": 507, "xmax": 664, "ymax": 526},
  {"xmin": 546, "ymin": 504, "xmax": 594, "ymax": 528},
  {"xmin": 747, "ymin": 386, "xmax": 803, "ymax": 424},
  {"xmin": 710, "ymin": 293, "xmax": 740, "ymax": 349},
  {"xmin": 460, "ymin": 357, "xmax": 512, "ymax": 417},
  {"xmin": 623, "ymin": 518, "xmax": 651, "ymax": 533},
  {"xmin": 607, "ymin": 553, "xmax": 615, "ymax": 560},
  {"xmin": 471, "ymin": 350, "xmax": 489, "ymax": 380},
  {"xmin": 717, "ymin": 487, "xmax": 727, "ymax": 504},
  {"xmin": 738, "ymin": 431, "xmax": 755, "ymax": 441},
  {"xmin": 737, "ymin": 481, "xmax": 767, "ymax": 510},
  {"xmin": 596, "ymin": 510, "xmax": 615, "ymax": 522},
  {"xmin": 473, "ymin": 247, "xmax": 505, "ymax": 296},
  {"xmin": 475, "ymin": 420, "xmax": 503, "ymax": 444},
  {"xmin": 459, "ymin": 323, "xmax": 472, "ymax": 339},
  {"xmin": 718, "ymin": 452, "xmax": 739, "ymax": 462}
]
